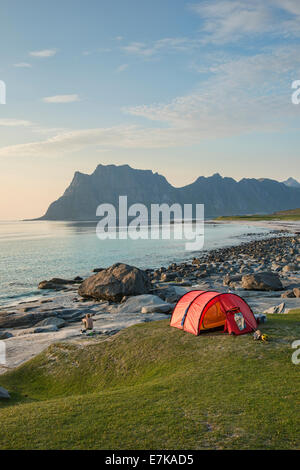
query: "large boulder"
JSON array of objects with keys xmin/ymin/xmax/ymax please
[
  {"xmin": 78, "ymin": 263, "xmax": 151, "ymax": 302},
  {"xmin": 241, "ymin": 272, "xmax": 283, "ymax": 291}
]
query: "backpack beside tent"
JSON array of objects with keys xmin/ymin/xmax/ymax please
[{"xmin": 170, "ymin": 290, "xmax": 257, "ymax": 336}]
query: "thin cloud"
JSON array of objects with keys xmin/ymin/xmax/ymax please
[
  {"xmin": 29, "ymin": 49, "xmax": 57, "ymax": 58},
  {"xmin": 43, "ymin": 94, "xmax": 80, "ymax": 104},
  {"xmin": 0, "ymin": 119, "xmax": 34, "ymax": 127},
  {"xmin": 13, "ymin": 62, "xmax": 32, "ymax": 68},
  {"xmin": 122, "ymin": 37, "xmax": 198, "ymax": 57},
  {"xmin": 117, "ymin": 64, "xmax": 129, "ymax": 73},
  {"xmin": 189, "ymin": 0, "xmax": 300, "ymax": 43}
]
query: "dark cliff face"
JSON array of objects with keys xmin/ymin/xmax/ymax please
[{"xmin": 38, "ymin": 164, "xmax": 300, "ymax": 220}]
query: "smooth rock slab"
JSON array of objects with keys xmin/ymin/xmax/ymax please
[
  {"xmin": 13, "ymin": 325, "xmax": 59, "ymax": 336},
  {"xmin": 0, "ymin": 311, "xmax": 52, "ymax": 329},
  {"xmin": 117, "ymin": 294, "xmax": 169, "ymax": 314},
  {"xmin": 34, "ymin": 317, "xmax": 66, "ymax": 329},
  {"xmin": 141, "ymin": 304, "xmax": 173, "ymax": 314}
]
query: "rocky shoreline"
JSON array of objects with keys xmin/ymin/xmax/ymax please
[{"xmin": 1, "ymin": 233, "xmax": 300, "ymax": 374}]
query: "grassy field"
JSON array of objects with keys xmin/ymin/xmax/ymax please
[
  {"xmin": 0, "ymin": 314, "xmax": 299, "ymax": 450},
  {"xmin": 216, "ymin": 208, "xmax": 300, "ymax": 221}
]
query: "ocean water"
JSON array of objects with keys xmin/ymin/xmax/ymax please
[{"xmin": 0, "ymin": 220, "xmax": 271, "ymax": 308}]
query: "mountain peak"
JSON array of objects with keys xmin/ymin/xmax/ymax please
[{"xmin": 283, "ymin": 177, "xmax": 300, "ymax": 188}]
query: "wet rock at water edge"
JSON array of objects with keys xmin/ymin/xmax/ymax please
[{"xmin": 38, "ymin": 278, "xmax": 82, "ymax": 290}]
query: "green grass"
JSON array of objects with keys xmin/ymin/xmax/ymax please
[
  {"xmin": 216, "ymin": 208, "xmax": 300, "ymax": 221},
  {"xmin": 289, "ymin": 308, "xmax": 300, "ymax": 314},
  {"xmin": 0, "ymin": 315, "xmax": 300, "ymax": 450}
]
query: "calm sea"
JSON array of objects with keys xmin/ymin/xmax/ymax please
[{"xmin": 0, "ymin": 220, "xmax": 271, "ymax": 308}]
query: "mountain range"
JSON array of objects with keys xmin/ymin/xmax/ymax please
[{"xmin": 37, "ymin": 164, "xmax": 300, "ymax": 220}]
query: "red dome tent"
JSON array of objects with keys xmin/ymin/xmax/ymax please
[{"xmin": 170, "ymin": 290, "xmax": 257, "ymax": 336}]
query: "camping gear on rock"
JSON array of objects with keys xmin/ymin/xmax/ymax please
[{"xmin": 170, "ymin": 290, "xmax": 257, "ymax": 336}]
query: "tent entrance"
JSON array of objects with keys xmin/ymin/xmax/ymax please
[{"xmin": 201, "ymin": 301, "xmax": 226, "ymax": 330}]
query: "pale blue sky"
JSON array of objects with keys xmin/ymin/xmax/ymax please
[{"xmin": 0, "ymin": 0, "xmax": 300, "ymax": 219}]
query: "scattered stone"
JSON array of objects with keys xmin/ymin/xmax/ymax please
[
  {"xmin": 282, "ymin": 264, "xmax": 299, "ymax": 273},
  {"xmin": 160, "ymin": 272, "xmax": 177, "ymax": 282},
  {"xmin": 0, "ymin": 331, "xmax": 13, "ymax": 340},
  {"xmin": 263, "ymin": 302, "xmax": 286, "ymax": 314},
  {"xmin": 223, "ymin": 274, "xmax": 242, "ymax": 286},
  {"xmin": 281, "ymin": 290, "xmax": 296, "ymax": 298},
  {"xmin": 293, "ymin": 287, "xmax": 300, "ymax": 298}
]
